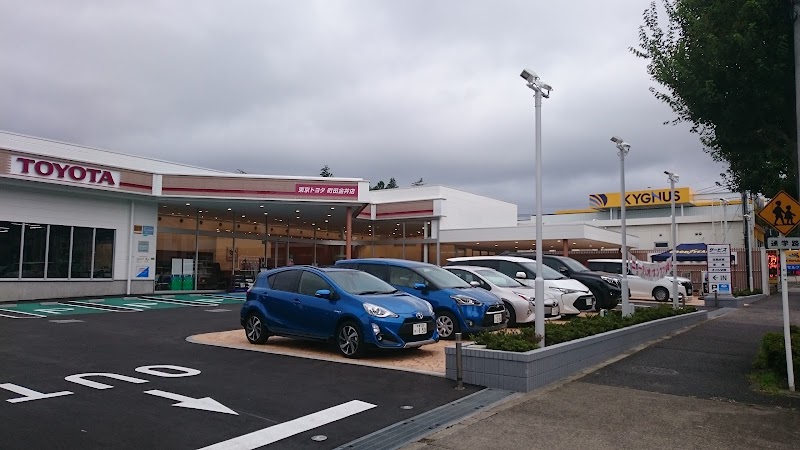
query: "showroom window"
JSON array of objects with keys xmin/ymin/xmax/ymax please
[
  {"xmin": 0, "ymin": 222, "xmax": 115, "ymax": 280},
  {"xmin": 0, "ymin": 221, "xmax": 22, "ymax": 278}
]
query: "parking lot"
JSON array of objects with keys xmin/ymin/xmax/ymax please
[{"xmin": 0, "ymin": 299, "xmax": 483, "ymax": 449}]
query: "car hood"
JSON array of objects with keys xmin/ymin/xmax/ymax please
[
  {"xmin": 544, "ymin": 279, "xmax": 591, "ymax": 292},
  {"xmin": 499, "ymin": 285, "xmax": 560, "ymax": 301},
  {"xmin": 360, "ymin": 293, "xmax": 432, "ymax": 315},
  {"xmin": 575, "ymin": 270, "xmax": 620, "ymax": 280}
]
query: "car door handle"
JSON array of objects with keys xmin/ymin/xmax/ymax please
[{"xmin": 292, "ymin": 298, "xmax": 301, "ymax": 306}]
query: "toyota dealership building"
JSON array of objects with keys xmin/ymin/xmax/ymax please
[{"xmin": 0, "ymin": 131, "xmax": 755, "ymax": 302}]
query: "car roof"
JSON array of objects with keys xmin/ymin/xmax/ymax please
[
  {"xmin": 447, "ymin": 256, "xmax": 537, "ymax": 263},
  {"xmin": 444, "ymin": 265, "xmax": 497, "ymax": 272},
  {"xmin": 336, "ymin": 258, "xmax": 432, "ymax": 268}
]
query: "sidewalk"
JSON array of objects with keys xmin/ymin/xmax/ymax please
[{"xmin": 402, "ymin": 294, "xmax": 800, "ymax": 450}]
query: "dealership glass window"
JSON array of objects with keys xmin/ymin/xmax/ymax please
[
  {"xmin": 94, "ymin": 229, "xmax": 115, "ymax": 278},
  {"xmin": 0, "ymin": 221, "xmax": 22, "ymax": 278},
  {"xmin": 71, "ymin": 227, "xmax": 94, "ymax": 279},
  {"xmin": 21, "ymin": 223, "xmax": 47, "ymax": 278},
  {"xmin": 47, "ymin": 225, "xmax": 72, "ymax": 278}
]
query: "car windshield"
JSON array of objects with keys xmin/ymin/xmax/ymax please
[
  {"xmin": 560, "ymin": 258, "xmax": 591, "ymax": 273},
  {"xmin": 519, "ymin": 261, "xmax": 567, "ymax": 280},
  {"xmin": 416, "ymin": 265, "xmax": 471, "ymax": 289},
  {"xmin": 474, "ymin": 268, "xmax": 524, "ymax": 288},
  {"xmin": 326, "ymin": 270, "xmax": 398, "ymax": 295}
]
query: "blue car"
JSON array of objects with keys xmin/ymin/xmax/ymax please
[
  {"xmin": 240, "ymin": 266, "xmax": 439, "ymax": 358},
  {"xmin": 334, "ymin": 258, "xmax": 507, "ymax": 339}
]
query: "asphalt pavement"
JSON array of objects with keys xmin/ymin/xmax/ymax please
[{"xmin": 402, "ymin": 292, "xmax": 800, "ymax": 450}]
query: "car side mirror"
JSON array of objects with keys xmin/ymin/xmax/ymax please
[
  {"xmin": 315, "ymin": 289, "xmax": 332, "ymax": 299},
  {"xmin": 558, "ymin": 267, "xmax": 568, "ymax": 274},
  {"xmin": 515, "ymin": 271, "xmax": 526, "ymax": 279},
  {"xmin": 413, "ymin": 282, "xmax": 427, "ymax": 291},
  {"xmin": 469, "ymin": 281, "xmax": 480, "ymax": 287}
]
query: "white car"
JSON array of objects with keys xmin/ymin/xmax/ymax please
[
  {"xmin": 446, "ymin": 256, "xmax": 595, "ymax": 315},
  {"xmin": 444, "ymin": 265, "xmax": 561, "ymax": 324},
  {"xmin": 585, "ymin": 259, "xmax": 687, "ymax": 301}
]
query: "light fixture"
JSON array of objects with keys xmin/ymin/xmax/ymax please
[
  {"xmin": 260, "ymin": 205, "xmax": 264, "ymax": 208},
  {"xmin": 227, "ymin": 208, "xmax": 232, "ymax": 211},
  {"xmin": 612, "ymin": 136, "xmax": 632, "ymax": 316}
]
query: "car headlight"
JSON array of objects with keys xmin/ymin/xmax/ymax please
[
  {"xmin": 363, "ymin": 303, "xmax": 399, "ymax": 318},
  {"xmin": 601, "ymin": 276, "xmax": 620, "ymax": 287},
  {"xmin": 549, "ymin": 287, "xmax": 582, "ymax": 295},
  {"xmin": 425, "ymin": 301, "xmax": 434, "ymax": 314},
  {"xmin": 450, "ymin": 294, "xmax": 482, "ymax": 306},
  {"xmin": 513, "ymin": 291, "xmax": 534, "ymax": 303}
]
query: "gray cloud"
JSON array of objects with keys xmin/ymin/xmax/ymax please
[{"xmin": 0, "ymin": 0, "xmax": 729, "ymax": 214}]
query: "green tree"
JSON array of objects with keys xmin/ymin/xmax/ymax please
[
  {"xmin": 386, "ymin": 177, "xmax": 398, "ymax": 189},
  {"xmin": 370, "ymin": 180, "xmax": 386, "ymax": 190},
  {"xmin": 632, "ymin": 0, "xmax": 795, "ymax": 197},
  {"xmin": 320, "ymin": 165, "xmax": 333, "ymax": 177}
]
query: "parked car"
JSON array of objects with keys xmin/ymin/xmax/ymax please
[
  {"xmin": 585, "ymin": 259, "xmax": 688, "ymax": 301},
  {"xmin": 444, "ymin": 265, "xmax": 561, "ymax": 324},
  {"xmin": 240, "ymin": 266, "xmax": 439, "ymax": 358},
  {"xmin": 446, "ymin": 256, "xmax": 595, "ymax": 315},
  {"xmin": 534, "ymin": 254, "xmax": 623, "ymax": 310},
  {"xmin": 334, "ymin": 258, "xmax": 507, "ymax": 339}
]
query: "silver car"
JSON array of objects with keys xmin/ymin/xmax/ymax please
[{"xmin": 444, "ymin": 265, "xmax": 561, "ymax": 325}]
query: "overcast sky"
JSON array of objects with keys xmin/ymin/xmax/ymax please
[{"xmin": 0, "ymin": 0, "xmax": 730, "ymax": 214}]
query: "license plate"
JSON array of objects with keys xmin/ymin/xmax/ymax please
[
  {"xmin": 493, "ymin": 313, "xmax": 502, "ymax": 324},
  {"xmin": 412, "ymin": 323, "xmax": 427, "ymax": 335}
]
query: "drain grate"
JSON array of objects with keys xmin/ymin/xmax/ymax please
[
  {"xmin": 334, "ymin": 388, "xmax": 515, "ymax": 450},
  {"xmin": 630, "ymin": 366, "xmax": 679, "ymax": 376}
]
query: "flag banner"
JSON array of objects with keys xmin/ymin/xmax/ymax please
[{"xmin": 627, "ymin": 253, "xmax": 673, "ymax": 280}]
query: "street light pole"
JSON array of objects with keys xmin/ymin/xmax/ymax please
[
  {"xmin": 720, "ymin": 198, "xmax": 729, "ymax": 244},
  {"xmin": 665, "ymin": 171, "xmax": 680, "ymax": 308},
  {"xmin": 521, "ymin": 68, "xmax": 552, "ymax": 345},
  {"xmin": 612, "ymin": 137, "xmax": 631, "ymax": 316}
]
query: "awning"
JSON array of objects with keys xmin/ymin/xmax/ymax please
[{"xmin": 651, "ymin": 243, "xmax": 708, "ymax": 262}]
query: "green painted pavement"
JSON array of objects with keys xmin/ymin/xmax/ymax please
[{"xmin": 0, "ymin": 293, "xmax": 244, "ymax": 319}]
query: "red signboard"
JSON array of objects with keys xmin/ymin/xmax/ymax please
[{"xmin": 295, "ymin": 184, "xmax": 357, "ymax": 196}]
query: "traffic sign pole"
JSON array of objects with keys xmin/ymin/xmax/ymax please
[{"xmin": 779, "ymin": 244, "xmax": 796, "ymax": 392}]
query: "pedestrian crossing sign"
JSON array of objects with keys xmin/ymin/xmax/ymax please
[{"xmin": 758, "ymin": 190, "xmax": 800, "ymax": 236}]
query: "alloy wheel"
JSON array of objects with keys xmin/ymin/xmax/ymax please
[{"xmin": 338, "ymin": 324, "xmax": 360, "ymax": 356}]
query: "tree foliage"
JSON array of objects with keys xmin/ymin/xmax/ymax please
[
  {"xmin": 632, "ymin": 0, "xmax": 796, "ymax": 197},
  {"xmin": 369, "ymin": 177, "xmax": 400, "ymax": 190},
  {"xmin": 320, "ymin": 165, "xmax": 333, "ymax": 177}
]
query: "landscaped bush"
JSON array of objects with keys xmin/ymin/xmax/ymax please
[
  {"xmin": 751, "ymin": 325, "xmax": 800, "ymax": 390},
  {"xmin": 473, "ymin": 326, "xmax": 541, "ymax": 352},
  {"xmin": 732, "ymin": 288, "xmax": 763, "ymax": 297},
  {"xmin": 472, "ymin": 305, "xmax": 698, "ymax": 352}
]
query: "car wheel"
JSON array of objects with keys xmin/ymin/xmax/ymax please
[
  {"xmin": 436, "ymin": 311, "xmax": 460, "ymax": 340},
  {"xmin": 244, "ymin": 313, "xmax": 269, "ymax": 344},
  {"xmin": 653, "ymin": 287, "xmax": 669, "ymax": 302},
  {"xmin": 503, "ymin": 302, "xmax": 516, "ymax": 326},
  {"xmin": 337, "ymin": 321, "xmax": 365, "ymax": 359}
]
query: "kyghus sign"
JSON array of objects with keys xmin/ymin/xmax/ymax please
[{"xmin": 11, "ymin": 156, "xmax": 120, "ymax": 188}]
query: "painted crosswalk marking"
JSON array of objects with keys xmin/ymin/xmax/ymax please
[{"xmin": 199, "ymin": 400, "xmax": 377, "ymax": 450}]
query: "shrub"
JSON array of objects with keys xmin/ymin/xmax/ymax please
[
  {"xmin": 473, "ymin": 305, "xmax": 697, "ymax": 351},
  {"xmin": 733, "ymin": 288, "xmax": 763, "ymax": 297},
  {"xmin": 473, "ymin": 327, "xmax": 541, "ymax": 352},
  {"xmin": 752, "ymin": 325, "xmax": 800, "ymax": 384}
]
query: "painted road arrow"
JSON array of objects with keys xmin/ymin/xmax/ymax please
[{"xmin": 144, "ymin": 390, "xmax": 238, "ymax": 415}]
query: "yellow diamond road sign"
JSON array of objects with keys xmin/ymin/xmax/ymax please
[{"xmin": 758, "ymin": 190, "xmax": 800, "ymax": 236}]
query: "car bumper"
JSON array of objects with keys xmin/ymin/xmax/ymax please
[
  {"xmin": 558, "ymin": 292, "xmax": 595, "ymax": 315},
  {"xmin": 366, "ymin": 315, "xmax": 439, "ymax": 349},
  {"xmin": 457, "ymin": 303, "xmax": 507, "ymax": 333}
]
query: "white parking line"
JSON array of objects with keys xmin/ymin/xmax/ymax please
[
  {"xmin": 198, "ymin": 400, "xmax": 376, "ymax": 450},
  {"xmin": 60, "ymin": 301, "xmax": 143, "ymax": 312},
  {"xmin": 0, "ymin": 308, "xmax": 46, "ymax": 319}
]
